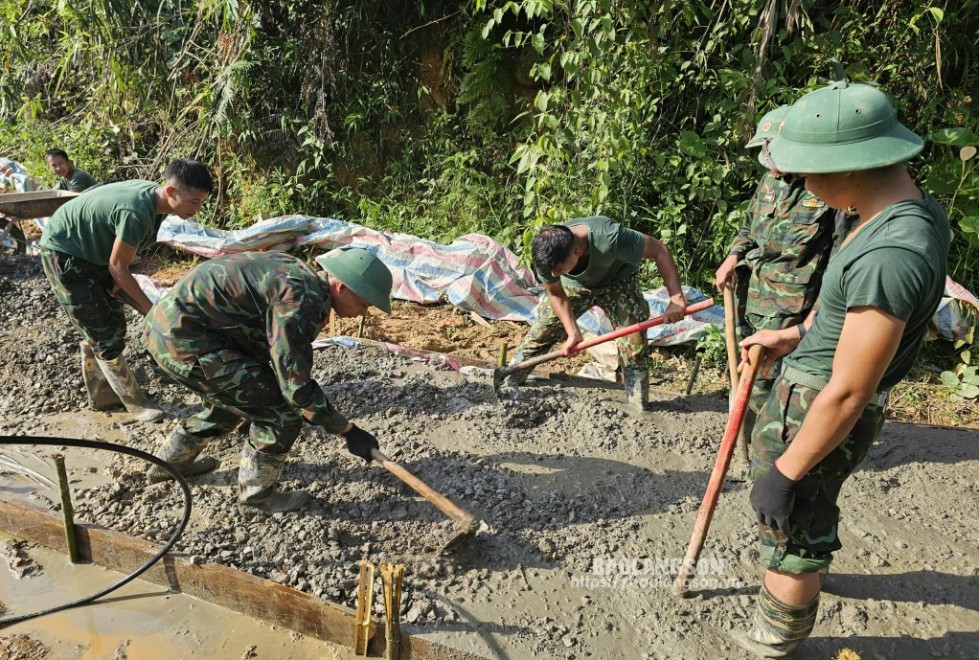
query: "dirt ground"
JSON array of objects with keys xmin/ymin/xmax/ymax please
[{"xmin": 2, "ymin": 253, "xmax": 978, "ymax": 659}]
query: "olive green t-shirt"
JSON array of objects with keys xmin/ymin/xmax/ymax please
[
  {"xmin": 536, "ymin": 216, "xmax": 646, "ymax": 290},
  {"xmin": 55, "ymin": 168, "xmax": 97, "ymax": 193},
  {"xmin": 40, "ymin": 180, "xmax": 162, "ymax": 265},
  {"xmin": 785, "ymin": 193, "xmax": 950, "ymax": 390}
]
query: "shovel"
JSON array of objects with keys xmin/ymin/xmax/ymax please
[
  {"xmin": 674, "ymin": 343, "xmax": 765, "ymax": 595},
  {"xmin": 493, "ymin": 298, "xmax": 715, "ymax": 392},
  {"xmin": 371, "ymin": 448, "xmax": 481, "ymax": 552}
]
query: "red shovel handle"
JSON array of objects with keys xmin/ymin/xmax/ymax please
[
  {"xmin": 674, "ymin": 343, "xmax": 765, "ymax": 595},
  {"xmin": 500, "ymin": 297, "xmax": 715, "ymax": 376}
]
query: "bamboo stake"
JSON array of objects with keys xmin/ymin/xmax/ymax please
[
  {"xmin": 357, "ymin": 315, "xmax": 366, "ymax": 339},
  {"xmin": 498, "ymin": 340, "xmax": 507, "ymax": 368},
  {"xmin": 51, "ymin": 454, "xmax": 80, "ymax": 563},
  {"xmin": 353, "ymin": 558, "xmax": 375, "ymax": 655},
  {"xmin": 380, "ymin": 563, "xmax": 404, "ymax": 660}
]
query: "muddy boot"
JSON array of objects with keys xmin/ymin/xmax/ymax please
[
  {"xmin": 96, "ymin": 354, "xmax": 165, "ymax": 423},
  {"xmin": 733, "ymin": 584, "xmax": 819, "ymax": 658},
  {"xmin": 623, "ymin": 368, "xmax": 649, "ymax": 412},
  {"xmin": 80, "ymin": 341, "xmax": 123, "ymax": 410},
  {"xmin": 238, "ymin": 443, "xmax": 310, "ymax": 514},
  {"xmin": 147, "ymin": 427, "xmax": 219, "ymax": 484}
]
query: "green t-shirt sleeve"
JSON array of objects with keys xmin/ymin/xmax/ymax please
[
  {"xmin": 843, "ymin": 247, "xmax": 933, "ymax": 322},
  {"xmin": 115, "ymin": 210, "xmax": 152, "ymax": 249},
  {"xmin": 613, "ymin": 226, "xmax": 645, "ymax": 265}
]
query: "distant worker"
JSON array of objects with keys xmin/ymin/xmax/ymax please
[
  {"xmin": 715, "ymin": 106, "xmax": 853, "ymax": 438},
  {"xmin": 38, "ymin": 158, "xmax": 213, "ymax": 422},
  {"xmin": 143, "ymin": 249, "xmax": 392, "ymax": 514},
  {"xmin": 501, "ymin": 216, "xmax": 687, "ymax": 410},
  {"xmin": 45, "ymin": 148, "xmax": 97, "ymax": 192},
  {"xmin": 735, "ymin": 81, "xmax": 950, "ymax": 657}
]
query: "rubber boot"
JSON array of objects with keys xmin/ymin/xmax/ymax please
[
  {"xmin": 80, "ymin": 341, "xmax": 123, "ymax": 410},
  {"xmin": 146, "ymin": 427, "xmax": 220, "ymax": 484},
  {"xmin": 95, "ymin": 354, "xmax": 165, "ymax": 423},
  {"xmin": 623, "ymin": 368, "xmax": 649, "ymax": 412},
  {"xmin": 238, "ymin": 443, "xmax": 310, "ymax": 514},
  {"xmin": 733, "ymin": 583, "xmax": 819, "ymax": 658}
]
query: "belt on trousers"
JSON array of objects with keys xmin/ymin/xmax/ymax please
[{"xmin": 781, "ymin": 363, "xmax": 890, "ymax": 408}]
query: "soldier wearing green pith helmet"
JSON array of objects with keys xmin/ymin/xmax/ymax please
[
  {"xmin": 733, "ymin": 81, "xmax": 950, "ymax": 657},
  {"xmin": 142, "ymin": 248, "xmax": 393, "ymax": 514},
  {"xmin": 715, "ymin": 106, "xmax": 854, "ymax": 440}
]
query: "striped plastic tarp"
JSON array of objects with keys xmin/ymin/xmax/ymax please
[{"xmin": 155, "ymin": 214, "xmax": 977, "ymax": 344}]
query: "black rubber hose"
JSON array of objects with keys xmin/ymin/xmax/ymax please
[{"xmin": 0, "ymin": 436, "xmax": 192, "ymax": 628}]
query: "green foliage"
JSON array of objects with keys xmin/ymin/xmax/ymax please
[
  {"xmin": 2, "ymin": 0, "xmax": 979, "ymax": 316},
  {"xmin": 695, "ymin": 323, "xmax": 728, "ymax": 369},
  {"xmin": 940, "ymin": 336, "xmax": 979, "ymax": 400}
]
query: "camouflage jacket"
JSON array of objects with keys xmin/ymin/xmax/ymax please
[
  {"xmin": 729, "ymin": 172, "xmax": 852, "ymax": 330},
  {"xmin": 143, "ymin": 251, "xmax": 347, "ymax": 432}
]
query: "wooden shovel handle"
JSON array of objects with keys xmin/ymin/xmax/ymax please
[
  {"xmin": 371, "ymin": 449, "xmax": 478, "ymax": 530},
  {"xmin": 723, "ymin": 285, "xmax": 740, "ymax": 405}
]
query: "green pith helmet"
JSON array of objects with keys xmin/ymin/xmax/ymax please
[
  {"xmin": 315, "ymin": 248, "xmax": 393, "ymax": 313},
  {"xmin": 767, "ymin": 80, "xmax": 923, "ymax": 174},
  {"xmin": 746, "ymin": 105, "xmax": 790, "ymax": 149}
]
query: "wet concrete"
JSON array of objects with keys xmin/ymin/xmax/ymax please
[
  {"xmin": 3, "ymin": 253, "xmax": 979, "ymax": 659},
  {"xmin": 0, "ymin": 532, "xmax": 352, "ymax": 659}
]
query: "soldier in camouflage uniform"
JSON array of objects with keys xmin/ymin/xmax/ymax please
[
  {"xmin": 503, "ymin": 216, "xmax": 687, "ymax": 410},
  {"xmin": 734, "ymin": 82, "xmax": 950, "ymax": 657},
  {"xmin": 38, "ymin": 159, "xmax": 213, "ymax": 422},
  {"xmin": 715, "ymin": 106, "xmax": 853, "ymax": 438},
  {"xmin": 143, "ymin": 248, "xmax": 393, "ymax": 514}
]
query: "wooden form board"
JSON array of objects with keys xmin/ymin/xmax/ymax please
[{"xmin": 0, "ymin": 496, "xmax": 482, "ymax": 659}]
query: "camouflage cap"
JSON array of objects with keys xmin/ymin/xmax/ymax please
[
  {"xmin": 768, "ymin": 81, "xmax": 923, "ymax": 174},
  {"xmin": 746, "ymin": 105, "xmax": 790, "ymax": 149},
  {"xmin": 315, "ymin": 248, "xmax": 393, "ymax": 313}
]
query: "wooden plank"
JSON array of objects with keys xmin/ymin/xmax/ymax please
[{"xmin": 0, "ymin": 496, "xmax": 484, "ymax": 659}]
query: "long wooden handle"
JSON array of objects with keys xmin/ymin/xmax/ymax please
[
  {"xmin": 723, "ymin": 286, "xmax": 740, "ymax": 409},
  {"xmin": 501, "ymin": 297, "xmax": 715, "ymax": 376},
  {"xmin": 371, "ymin": 449, "xmax": 478, "ymax": 528},
  {"xmin": 675, "ymin": 344, "xmax": 765, "ymax": 594}
]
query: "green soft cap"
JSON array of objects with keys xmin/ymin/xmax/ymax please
[
  {"xmin": 315, "ymin": 248, "xmax": 393, "ymax": 313},
  {"xmin": 768, "ymin": 81, "xmax": 923, "ymax": 174},
  {"xmin": 746, "ymin": 105, "xmax": 790, "ymax": 149}
]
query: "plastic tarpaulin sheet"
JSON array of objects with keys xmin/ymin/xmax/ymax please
[
  {"xmin": 0, "ymin": 158, "xmax": 38, "ymax": 194},
  {"xmin": 159, "ymin": 215, "xmax": 542, "ymax": 323},
  {"xmin": 151, "ymin": 214, "xmax": 978, "ymax": 344}
]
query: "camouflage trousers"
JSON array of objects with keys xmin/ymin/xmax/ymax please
[
  {"xmin": 515, "ymin": 274, "xmax": 650, "ymax": 371},
  {"xmin": 751, "ymin": 376, "xmax": 885, "ymax": 573},
  {"xmin": 40, "ymin": 248, "xmax": 130, "ymax": 360},
  {"xmin": 150, "ymin": 347, "xmax": 304, "ymax": 455}
]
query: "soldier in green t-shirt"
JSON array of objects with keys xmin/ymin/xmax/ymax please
[
  {"xmin": 38, "ymin": 158, "xmax": 213, "ymax": 422},
  {"xmin": 733, "ymin": 82, "xmax": 950, "ymax": 657},
  {"xmin": 45, "ymin": 148, "xmax": 97, "ymax": 192},
  {"xmin": 502, "ymin": 216, "xmax": 687, "ymax": 410}
]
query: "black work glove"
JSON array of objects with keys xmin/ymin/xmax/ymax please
[
  {"xmin": 749, "ymin": 464, "xmax": 798, "ymax": 532},
  {"xmin": 341, "ymin": 424, "xmax": 379, "ymax": 463}
]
